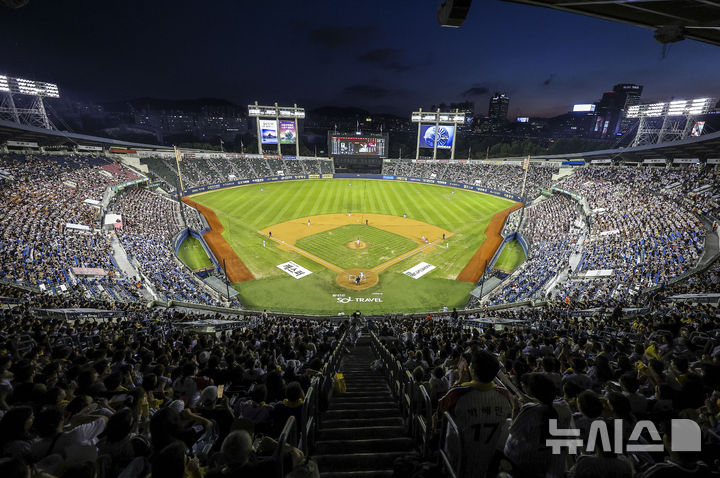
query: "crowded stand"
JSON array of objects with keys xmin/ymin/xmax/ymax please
[
  {"xmin": 183, "ymin": 205, "xmax": 206, "ymax": 233},
  {"xmin": 108, "ymin": 188, "xmax": 220, "ymax": 305},
  {"xmin": 553, "ymin": 167, "xmax": 707, "ymax": 305},
  {"xmin": 0, "ymin": 292, "xmax": 347, "ymax": 478},
  {"xmin": 382, "ymin": 160, "xmax": 557, "ymax": 201},
  {"xmin": 481, "ymin": 194, "xmax": 582, "ymax": 306},
  {"xmin": 371, "ymin": 299, "xmax": 720, "ymax": 478},
  {"xmin": 0, "ymin": 154, "xmax": 144, "ymax": 303},
  {"xmin": 140, "ymin": 156, "xmax": 334, "ymax": 192}
]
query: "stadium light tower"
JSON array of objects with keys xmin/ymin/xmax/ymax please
[
  {"xmin": 411, "ymin": 108, "xmax": 465, "ymax": 160},
  {"xmin": 0, "ymin": 74, "xmax": 59, "ymax": 129},
  {"xmin": 626, "ymin": 98, "xmax": 714, "ymax": 147},
  {"xmin": 248, "ymin": 102, "xmax": 305, "ymax": 157}
]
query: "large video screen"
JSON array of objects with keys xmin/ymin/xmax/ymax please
[
  {"xmin": 260, "ymin": 119, "xmax": 278, "ymax": 144},
  {"xmin": 329, "ymin": 134, "xmax": 388, "ymax": 157},
  {"xmin": 419, "ymin": 125, "xmax": 455, "ymax": 149},
  {"xmin": 279, "ymin": 120, "xmax": 297, "ymax": 144}
]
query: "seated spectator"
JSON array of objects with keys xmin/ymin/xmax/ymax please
[{"xmin": 151, "ymin": 441, "xmax": 202, "ymax": 478}]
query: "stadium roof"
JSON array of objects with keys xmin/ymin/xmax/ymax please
[
  {"xmin": 503, "ymin": 0, "xmax": 720, "ymax": 47},
  {"xmin": 0, "ymin": 118, "xmax": 170, "ymax": 150},
  {"xmin": 3, "ymin": 117, "xmax": 720, "ymax": 162},
  {"xmin": 534, "ymin": 129, "xmax": 720, "ymax": 162}
]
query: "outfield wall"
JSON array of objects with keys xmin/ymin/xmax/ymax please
[{"xmin": 182, "ymin": 173, "xmax": 524, "ymax": 203}]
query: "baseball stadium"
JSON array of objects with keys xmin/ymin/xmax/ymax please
[
  {"xmin": 183, "ymin": 178, "xmax": 519, "ymax": 315},
  {"xmin": 1, "ymin": 1, "xmax": 720, "ymax": 478}
]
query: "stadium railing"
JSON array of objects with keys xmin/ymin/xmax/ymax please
[
  {"xmin": 370, "ymin": 331, "xmax": 432, "ymax": 455},
  {"xmin": 415, "ymin": 384, "xmax": 433, "ymax": 458},
  {"xmin": 439, "ymin": 412, "xmax": 462, "ymax": 478},
  {"xmin": 317, "ymin": 327, "xmax": 350, "ymax": 423},
  {"xmin": 300, "ymin": 377, "xmax": 319, "ymax": 455},
  {"xmin": 275, "ymin": 416, "xmax": 298, "ymax": 478}
]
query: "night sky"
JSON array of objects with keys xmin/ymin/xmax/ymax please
[{"xmin": 2, "ymin": 0, "xmax": 720, "ymax": 117}]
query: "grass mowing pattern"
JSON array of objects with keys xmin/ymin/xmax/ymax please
[
  {"xmin": 190, "ymin": 179, "xmax": 515, "ymax": 314},
  {"xmin": 177, "ymin": 236, "xmax": 212, "ymax": 270},
  {"xmin": 295, "ymin": 224, "xmax": 417, "ymax": 270},
  {"xmin": 494, "ymin": 240, "xmax": 526, "ymax": 272}
]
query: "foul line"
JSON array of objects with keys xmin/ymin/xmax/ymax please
[
  {"xmin": 262, "ymin": 231, "xmax": 455, "ymax": 276},
  {"xmin": 263, "ymin": 234, "xmax": 347, "ymax": 274},
  {"xmin": 370, "ymin": 233, "xmax": 454, "ymax": 273}
]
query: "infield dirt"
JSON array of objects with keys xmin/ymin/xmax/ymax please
[{"xmin": 261, "ymin": 213, "xmax": 452, "ymax": 290}]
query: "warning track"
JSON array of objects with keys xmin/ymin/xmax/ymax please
[
  {"xmin": 456, "ymin": 202, "xmax": 522, "ymax": 283},
  {"xmin": 181, "ymin": 197, "xmax": 255, "ymax": 282}
]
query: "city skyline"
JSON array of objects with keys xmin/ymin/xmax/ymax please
[{"xmin": 1, "ymin": 1, "xmax": 719, "ymax": 118}]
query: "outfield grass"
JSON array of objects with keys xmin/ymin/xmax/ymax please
[
  {"xmin": 295, "ymin": 224, "xmax": 417, "ymax": 269},
  {"xmin": 494, "ymin": 240, "xmax": 526, "ymax": 272},
  {"xmin": 190, "ymin": 179, "xmax": 514, "ymax": 314},
  {"xmin": 177, "ymin": 236, "xmax": 213, "ymax": 270}
]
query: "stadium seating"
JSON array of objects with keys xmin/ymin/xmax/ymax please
[{"xmin": 0, "ymin": 149, "xmax": 718, "ymax": 477}]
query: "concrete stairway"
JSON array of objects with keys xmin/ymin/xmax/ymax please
[{"xmin": 314, "ymin": 335, "xmax": 416, "ymax": 477}]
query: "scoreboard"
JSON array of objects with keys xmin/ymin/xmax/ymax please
[{"xmin": 328, "ymin": 133, "xmax": 388, "ymax": 158}]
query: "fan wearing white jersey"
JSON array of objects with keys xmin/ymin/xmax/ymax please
[{"xmin": 438, "ymin": 350, "xmax": 512, "ymax": 478}]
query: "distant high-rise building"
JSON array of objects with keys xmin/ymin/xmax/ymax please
[
  {"xmin": 488, "ymin": 92, "xmax": 509, "ymax": 133},
  {"xmin": 617, "ymin": 83, "xmax": 643, "ymax": 136},
  {"xmin": 591, "ymin": 83, "xmax": 643, "ymax": 138}
]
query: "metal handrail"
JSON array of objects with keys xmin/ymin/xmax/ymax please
[
  {"xmin": 415, "ymin": 384, "xmax": 433, "ymax": 458},
  {"xmin": 300, "ymin": 383, "xmax": 316, "ymax": 455},
  {"xmin": 274, "ymin": 416, "xmax": 297, "ymax": 478},
  {"xmin": 439, "ymin": 411, "xmax": 462, "ymax": 478}
]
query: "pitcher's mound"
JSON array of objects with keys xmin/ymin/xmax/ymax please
[
  {"xmin": 346, "ymin": 240, "xmax": 368, "ymax": 250},
  {"xmin": 336, "ymin": 268, "xmax": 378, "ymax": 290}
]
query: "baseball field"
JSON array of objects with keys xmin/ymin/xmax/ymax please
[{"xmin": 184, "ymin": 179, "xmax": 518, "ymax": 315}]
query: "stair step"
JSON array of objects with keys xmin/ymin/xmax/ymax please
[
  {"xmin": 328, "ymin": 400, "xmax": 396, "ymax": 411},
  {"xmin": 324, "ymin": 408, "xmax": 400, "ymax": 420},
  {"xmin": 320, "ymin": 471, "xmax": 393, "ymax": 478},
  {"xmin": 343, "ymin": 376, "xmax": 382, "ymax": 380},
  {"xmin": 315, "ymin": 437, "xmax": 414, "ymax": 454},
  {"xmin": 345, "ymin": 388, "xmax": 389, "ymax": 394},
  {"xmin": 314, "ymin": 451, "xmax": 415, "ymax": 471},
  {"xmin": 319, "ymin": 425, "xmax": 406, "ymax": 440},
  {"xmin": 321, "ymin": 416, "xmax": 404, "ymax": 429},
  {"xmin": 339, "ymin": 390, "xmax": 393, "ymax": 398},
  {"xmin": 331, "ymin": 395, "xmax": 393, "ymax": 404}
]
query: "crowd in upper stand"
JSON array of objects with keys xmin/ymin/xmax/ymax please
[
  {"xmin": 0, "ymin": 287, "xmax": 345, "ymax": 478},
  {"xmin": 375, "ymin": 298, "xmax": 720, "ymax": 477},
  {"xmin": 141, "ymin": 156, "xmax": 335, "ymax": 192},
  {"xmin": 382, "ymin": 160, "xmax": 557, "ymax": 200}
]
